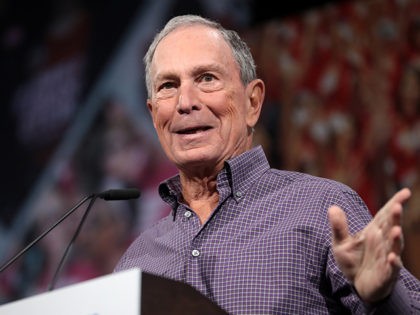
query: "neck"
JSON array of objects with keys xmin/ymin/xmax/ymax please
[{"xmin": 179, "ymin": 172, "xmax": 219, "ymax": 224}]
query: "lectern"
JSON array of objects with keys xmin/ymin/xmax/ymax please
[{"xmin": 0, "ymin": 268, "xmax": 228, "ymax": 315}]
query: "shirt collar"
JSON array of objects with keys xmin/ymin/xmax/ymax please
[
  {"xmin": 158, "ymin": 145, "xmax": 270, "ymax": 218},
  {"xmin": 224, "ymin": 145, "xmax": 270, "ymax": 201}
]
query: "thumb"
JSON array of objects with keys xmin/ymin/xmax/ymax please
[{"xmin": 328, "ymin": 205, "xmax": 350, "ymax": 245}]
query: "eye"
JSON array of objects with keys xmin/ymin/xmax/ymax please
[
  {"xmin": 158, "ymin": 81, "xmax": 175, "ymax": 91},
  {"xmin": 155, "ymin": 80, "xmax": 178, "ymax": 99},
  {"xmin": 196, "ymin": 72, "xmax": 223, "ymax": 92},
  {"xmin": 199, "ymin": 73, "xmax": 215, "ymax": 83}
]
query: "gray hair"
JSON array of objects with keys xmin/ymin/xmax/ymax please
[{"xmin": 143, "ymin": 14, "xmax": 257, "ymax": 98}]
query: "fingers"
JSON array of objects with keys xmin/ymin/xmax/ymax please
[
  {"xmin": 375, "ymin": 189, "xmax": 409, "ymax": 264},
  {"xmin": 392, "ymin": 187, "xmax": 412, "ymax": 205},
  {"xmin": 388, "ymin": 251, "xmax": 403, "ymax": 270},
  {"xmin": 374, "ymin": 187, "xmax": 411, "ymax": 232},
  {"xmin": 381, "ymin": 187, "xmax": 411, "ymax": 217},
  {"xmin": 389, "ymin": 225, "xmax": 404, "ymax": 257},
  {"xmin": 328, "ymin": 205, "xmax": 349, "ymax": 245}
]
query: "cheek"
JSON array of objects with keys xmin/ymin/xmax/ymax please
[
  {"xmin": 222, "ymin": 93, "xmax": 248, "ymax": 124},
  {"xmin": 213, "ymin": 90, "xmax": 242, "ymax": 115},
  {"xmin": 151, "ymin": 103, "xmax": 173, "ymax": 131}
]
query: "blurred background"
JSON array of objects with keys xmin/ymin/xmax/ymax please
[{"xmin": 0, "ymin": 0, "xmax": 419, "ymax": 304}]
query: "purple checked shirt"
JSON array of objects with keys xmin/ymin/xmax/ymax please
[{"xmin": 115, "ymin": 146, "xmax": 420, "ymax": 314}]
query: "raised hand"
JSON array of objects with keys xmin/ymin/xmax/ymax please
[{"xmin": 328, "ymin": 188, "xmax": 412, "ymax": 303}]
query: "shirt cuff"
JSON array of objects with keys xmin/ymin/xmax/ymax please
[{"xmin": 363, "ymin": 280, "xmax": 413, "ymax": 314}]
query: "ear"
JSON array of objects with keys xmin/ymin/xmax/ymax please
[
  {"xmin": 245, "ymin": 79, "xmax": 265, "ymax": 128},
  {"xmin": 147, "ymin": 99, "xmax": 157, "ymax": 129}
]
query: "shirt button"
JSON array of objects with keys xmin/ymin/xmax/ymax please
[
  {"xmin": 184, "ymin": 210, "xmax": 192, "ymax": 218},
  {"xmin": 235, "ymin": 191, "xmax": 242, "ymax": 198},
  {"xmin": 191, "ymin": 249, "xmax": 200, "ymax": 257}
]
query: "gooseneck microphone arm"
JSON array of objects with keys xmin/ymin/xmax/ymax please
[
  {"xmin": 47, "ymin": 194, "xmax": 99, "ymax": 291},
  {"xmin": 0, "ymin": 188, "xmax": 141, "ymax": 277},
  {"xmin": 0, "ymin": 194, "xmax": 94, "ymax": 274}
]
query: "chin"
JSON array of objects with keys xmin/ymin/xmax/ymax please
[{"xmin": 175, "ymin": 150, "xmax": 220, "ymax": 168}]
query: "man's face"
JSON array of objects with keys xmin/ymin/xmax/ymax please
[{"xmin": 147, "ymin": 25, "xmax": 262, "ymax": 174}]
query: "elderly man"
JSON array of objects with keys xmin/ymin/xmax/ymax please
[{"xmin": 115, "ymin": 14, "xmax": 420, "ymax": 314}]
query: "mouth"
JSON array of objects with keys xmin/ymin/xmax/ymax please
[{"xmin": 175, "ymin": 126, "xmax": 212, "ymax": 135}]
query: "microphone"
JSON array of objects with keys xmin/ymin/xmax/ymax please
[
  {"xmin": 0, "ymin": 188, "xmax": 140, "ymax": 284},
  {"xmin": 97, "ymin": 188, "xmax": 140, "ymax": 200}
]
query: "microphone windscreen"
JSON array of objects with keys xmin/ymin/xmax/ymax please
[{"xmin": 98, "ymin": 188, "xmax": 140, "ymax": 201}]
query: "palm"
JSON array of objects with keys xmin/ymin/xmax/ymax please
[{"xmin": 328, "ymin": 188, "xmax": 411, "ymax": 303}]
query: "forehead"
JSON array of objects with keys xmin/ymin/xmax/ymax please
[
  {"xmin": 151, "ymin": 25, "xmax": 236, "ymax": 71},
  {"xmin": 159, "ymin": 24, "xmax": 228, "ymax": 50}
]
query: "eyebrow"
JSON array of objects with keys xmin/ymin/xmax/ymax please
[
  {"xmin": 190, "ymin": 63, "xmax": 225, "ymax": 76},
  {"xmin": 154, "ymin": 72, "xmax": 178, "ymax": 84},
  {"xmin": 154, "ymin": 62, "xmax": 226, "ymax": 82}
]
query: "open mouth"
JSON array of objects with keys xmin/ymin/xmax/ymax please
[{"xmin": 176, "ymin": 126, "xmax": 212, "ymax": 134}]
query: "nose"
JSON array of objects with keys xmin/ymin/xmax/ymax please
[{"xmin": 176, "ymin": 85, "xmax": 202, "ymax": 114}]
